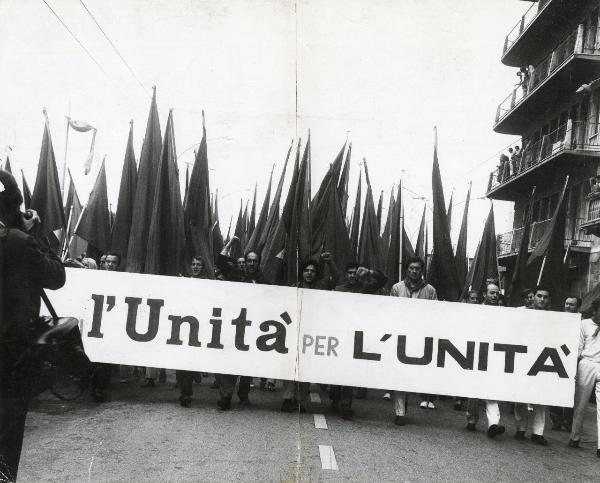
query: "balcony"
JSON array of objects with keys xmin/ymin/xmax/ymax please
[
  {"xmin": 497, "ymin": 216, "xmax": 594, "ymax": 259},
  {"xmin": 502, "ymin": 0, "xmax": 590, "ymax": 67},
  {"xmin": 580, "ymin": 189, "xmax": 600, "ymax": 236},
  {"xmin": 487, "ymin": 120, "xmax": 600, "ymax": 201},
  {"xmin": 495, "ymin": 24, "xmax": 600, "ymax": 134}
]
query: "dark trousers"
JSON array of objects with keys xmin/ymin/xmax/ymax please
[
  {"xmin": 219, "ymin": 374, "xmax": 251, "ymax": 401},
  {"xmin": 549, "ymin": 406, "xmax": 573, "ymax": 430},
  {"xmin": 178, "ymin": 371, "xmax": 193, "ymax": 400},
  {"xmin": 90, "ymin": 363, "xmax": 112, "ymax": 394},
  {"xmin": 329, "ymin": 385, "xmax": 353, "ymax": 407},
  {"xmin": 0, "ymin": 343, "xmax": 39, "ymax": 482}
]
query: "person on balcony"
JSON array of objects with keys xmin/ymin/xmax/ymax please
[
  {"xmin": 510, "ymin": 146, "xmax": 521, "ymax": 175},
  {"xmin": 498, "ymin": 154, "xmax": 510, "ymax": 183}
]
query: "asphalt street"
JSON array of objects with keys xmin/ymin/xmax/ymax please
[{"xmin": 18, "ymin": 372, "xmax": 600, "ymax": 482}]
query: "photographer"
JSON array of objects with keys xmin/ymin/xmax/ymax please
[{"xmin": 0, "ymin": 170, "xmax": 66, "ymax": 482}]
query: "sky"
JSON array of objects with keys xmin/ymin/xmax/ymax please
[{"xmin": 0, "ymin": 0, "xmax": 527, "ymax": 256}]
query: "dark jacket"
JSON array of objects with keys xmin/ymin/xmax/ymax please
[{"xmin": 1, "ymin": 227, "xmax": 65, "ymax": 342}]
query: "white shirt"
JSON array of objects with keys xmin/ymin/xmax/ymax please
[{"xmin": 578, "ymin": 318, "xmax": 600, "ymax": 364}]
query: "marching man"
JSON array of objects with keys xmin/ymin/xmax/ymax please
[{"xmin": 569, "ymin": 298, "xmax": 600, "ymax": 457}]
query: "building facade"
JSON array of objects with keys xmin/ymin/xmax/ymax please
[{"xmin": 488, "ymin": 0, "xmax": 600, "ymax": 296}]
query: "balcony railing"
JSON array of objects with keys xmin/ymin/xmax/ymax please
[
  {"xmin": 497, "ymin": 216, "xmax": 593, "ymax": 257},
  {"xmin": 487, "ymin": 120, "xmax": 600, "ymax": 193},
  {"xmin": 495, "ymin": 24, "xmax": 595, "ymax": 125},
  {"xmin": 502, "ymin": 0, "xmax": 552, "ymax": 57}
]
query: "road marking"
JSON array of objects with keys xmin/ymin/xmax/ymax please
[
  {"xmin": 318, "ymin": 445, "xmax": 339, "ymax": 470},
  {"xmin": 310, "ymin": 392, "xmax": 321, "ymax": 403},
  {"xmin": 314, "ymin": 414, "xmax": 328, "ymax": 429}
]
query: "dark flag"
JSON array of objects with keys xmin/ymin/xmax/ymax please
[
  {"xmin": 349, "ymin": 170, "xmax": 362, "ymax": 259},
  {"xmin": 212, "ymin": 190, "xmax": 224, "ymax": 260},
  {"xmin": 246, "ymin": 168, "xmax": 273, "ymax": 254},
  {"xmin": 447, "ymin": 191, "xmax": 454, "ymax": 232},
  {"xmin": 505, "ymin": 187, "xmax": 536, "ymax": 307},
  {"xmin": 257, "ymin": 142, "xmax": 293, "ymax": 256},
  {"xmin": 111, "ymin": 121, "xmax": 138, "ymax": 264},
  {"xmin": 183, "ymin": 162, "xmax": 190, "ymax": 211},
  {"xmin": 232, "ymin": 200, "xmax": 245, "ymax": 259},
  {"xmin": 261, "ymin": 139, "xmax": 301, "ymax": 281},
  {"xmin": 415, "ymin": 203, "xmax": 426, "ymax": 261},
  {"xmin": 526, "ymin": 177, "xmax": 569, "ymax": 302},
  {"xmin": 4, "ymin": 156, "xmax": 12, "ymax": 174},
  {"xmin": 75, "ymin": 159, "xmax": 111, "ymax": 254},
  {"xmin": 184, "ymin": 111, "xmax": 215, "ymax": 278},
  {"xmin": 31, "ymin": 113, "xmax": 66, "ymax": 239},
  {"xmin": 455, "ymin": 183, "xmax": 471, "ymax": 288},
  {"xmin": 386, "ymin": 182, "xmax": 415, "ymax": 288},
  {"xmin": 428, "ymin": 128, "xmax": 460, "ymax": 301},
  {"xmin": 145, "ymin": 110, "xmax": 185, "ymax": 276},
  {"xmin": 126, "ymin": 87, "xmax": 162, "ymax": 273},
  {"xmin": 248, "ymin": 183, "xmax": 257, "ymax": 241},
  {"xmin": 21, "ymin": 170, "xmax": 32, "ymax": 210},
  {"xmin": 338, "ymin": 142, "xmax": 352, "ymax": 216},
  {"xmin": 376, "ymin": 190, "xmax": 384, "ymax": 233},
  {"xmin": 66, "ymin": 179, "xmax": 87, "ymax": 258},
  {"xmin": 381, "ymin": 189, "xmax": 395, "ymax": 263},
  {"xmin": 358, "ymin": 159, "xmax": 384, "ymax": 271},
  {"xmin": 286, "ymin": 134, "xmax": 312, "ymax": 284},
  {"xmin": 461, "ymin": 204, "xmax": 498, "ymax": 299},
  {"xmin": 313, "ymin": 142, "xmax": 345, "ymax": 209}
]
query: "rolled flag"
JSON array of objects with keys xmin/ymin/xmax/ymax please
[{"xmin": 67, "ymin": 117, "xmax": 97, "ymax": 174}]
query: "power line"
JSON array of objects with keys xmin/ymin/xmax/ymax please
[
  {"xmin": 78, "ymin": 0, "xmax": 150, "ymax": 97},
  {"xmin": 40, "ymin": 0, "xmax": 109, "ymax": 77}
]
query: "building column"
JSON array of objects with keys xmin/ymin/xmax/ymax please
[{"xmin": 575, "ymin": 24, "xmax": 585, "ymax": 54}]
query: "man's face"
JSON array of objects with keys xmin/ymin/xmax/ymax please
[
  {"xmin": 245, "ymin": 253, "xmax": 259, "ymax": 274},
  {"xmin": 303, "ymin": 264, "xmax": 317, "ymax": 284},
  {"xmin": 191, "ymin": 258, "xmax": 204, "ymax": 277},
  {"xmin": 564, "ymin": 298, "xmax": 579, "ymax": 313},
  {"xmin": 533, "ymin": 290, "xmax": 551, "ymax": 310},
  {"xmin": 346, "ymin": 268, "xmax": 358, "ymax": 285},
  {"xmin": 467, "ymin": 292, "xmax": 479, "ymax": 304},
  {"xmin": 484, "ymin": 285, "xmax": 499, "ymax": 305},
  {"xmin": 237, "ymin": 258, "xmax": 246, "ymax": 271},
  {"xmin": 407, "ymin": 262, "xmax": 423, "ymax": 282},
  {"xmin": 105, "ymin": 255, "xmax": 119, "ymax": 271},
  {"xmin": 527, "ymin": 292, "xmax": 535, "ymax": 307},
  {"xmin": 100, "ymin": 255, "xmax": 106, "ymax": 269}
]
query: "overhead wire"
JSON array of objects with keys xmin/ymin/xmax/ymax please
[
  {"xmin": 40, "ymin": 0, "xmax": 109, "ymax": 78},
  {"xmin": 78, "ymin": 0, "xmax": 151, "ymax": 98}
]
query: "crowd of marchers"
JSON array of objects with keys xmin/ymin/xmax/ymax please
[{"xmin": 65, "ymin": 234, "xmax": 600, "ymax": 460}]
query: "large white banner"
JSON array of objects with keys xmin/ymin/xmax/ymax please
[{"xmin": 48, "ymin": 268, "xmax": 580, "ymax": 406}]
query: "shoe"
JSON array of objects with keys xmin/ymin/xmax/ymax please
[
  {"xmin": 217, "ymin": 398, "xmax": 231, "ymax": 411},
  {"xmin": 141, "ymin": 378, "xmax": 155, "ymax": 388},
  {"xmin": 466, "ymin": 423, "xmax": 476, "ymax": 431},
  {"xmin": 238, "ymin": 398, "xmax": 251, "ymax": 408},
  {"xmin": 179, "ymin": 397, "xmax": 191, "ymax": 408},
  {"xmin": 281, "ymin": 398, "xmax": 295, "ymax": 412},
  {"xmin": 249, "ymin": 383, "xmax": 255, "ymax": 388},
  {"xmin": 568, "ymin": 439, "xmax": 580, "ymax": 448},
  {"xmin": 394, "ymin": 415, "xmax": 407, "ymax": 426},
  {"xmin": 419, "ymin": 401, "xmax": 428, "ymax": 409},
  {"xmin": 210, "ymin": 380, "xmax": 219, "ymax": 389},
  {"xmin": 383, "ymin": 392, "xmax": 391, "ymax": 401},
  {"xmin": 531, "ymin": 434, "xmax": 548, "ymax": 446},
  {"xmin": 119, "ymin": 379, "xmax": 128, "ymax": 384},
  {"xmin": 427, "ymin": 401, "xmax": 436, "ymax": 410},
  {"xmin": 514, "ymin": 431, "xmax": 526, "ymax": 440},
  {"xmin": 487, "ymin": 424, "xmax": 506, "ymax": 438},
  {"xmin": 340, "ymin": 406, "xmax": 354, "ymax": 421}
]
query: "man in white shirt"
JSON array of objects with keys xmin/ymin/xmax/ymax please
[{"xmin": 569, "ymin": 298, "xmax": 600, "ymax": 457}]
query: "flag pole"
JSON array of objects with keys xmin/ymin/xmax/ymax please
[
  {"xmin": 61, "ymin": 104, "xmax": 71, "ymax": 196},
  {"xmin": 399, "ymin": 179, "xmax": 404, "ymax": 281}
]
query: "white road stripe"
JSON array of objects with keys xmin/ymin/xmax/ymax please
[
  {"xmin": 318, "ymin": 445, "xmax": 339, "ymax": 470},
  {"xmin": 310, "ymin": 392, "xmax": 321, "ymax": 403},
  {"xmin": 313, "ymin": 414, "xmax": 328, "ymax": 429}
]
